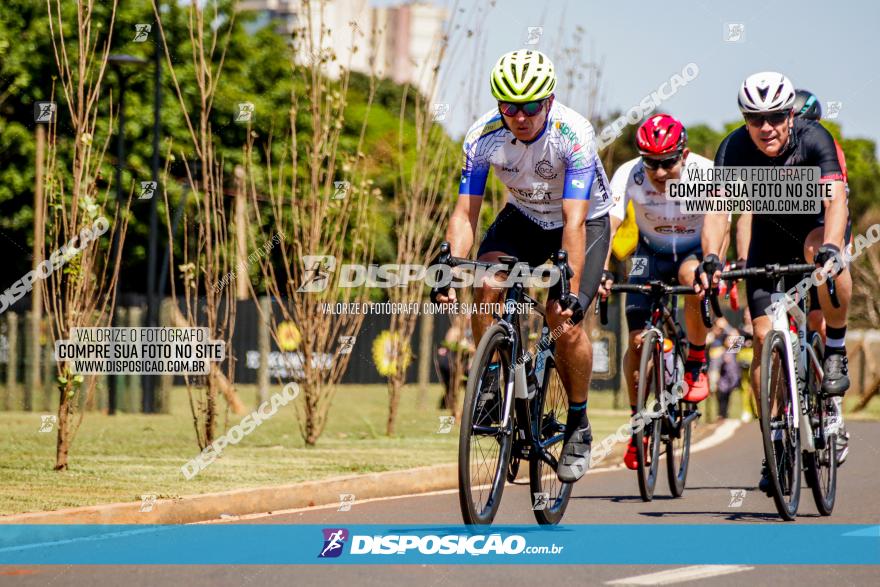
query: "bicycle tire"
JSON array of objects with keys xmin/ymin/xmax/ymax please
[
  {"xmin": 458, "ymin": 323, "xmax": 515, "ymax": 525},
  {"xmin": 803, "ymin": 333, "xmax": 837, "ymax": 515},
  {"xmin": 760, "ymin": 330, "xmax": 801, "ymax": 521},
  {"xmin": 666, "ymin": 365, "xmax": 692, "ymax": 498},
  {"xmin": 636, "ymin": 330, "xmax": 663, "ymax": 502},
  {"xmin": 529, "ymin": 355, "xmax": 573, "ymax": 525}
]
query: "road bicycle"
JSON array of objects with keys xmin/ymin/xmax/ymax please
[
  {"xmin": 431, "ymin": 242, "xmax": 580, "ymax": 525},
  {"xmin": 599, "ymin": 280, "xmax": 704, "ymax": 501},
  {"xmin": 707, "ymin": 263, "xmax": 839, "ymax": 520}
]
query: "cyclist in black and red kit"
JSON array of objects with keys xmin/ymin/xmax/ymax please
[
  {"xmin": 696, "ymin": 72, "xmax": 852, "ymax": 493},
  {"xmin": 734, "ymin": 88, "xmax": 852, "ymax": 465}
]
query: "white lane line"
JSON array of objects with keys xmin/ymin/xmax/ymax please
[
  {"xmin": 203, "ymin": 420, "xmax": 744, "ymax": 523},
  {"xmin": 605, "ymin": 565, "xmax": 754, "ymax": 585},
  {"xmin": 688, "ymin": 419, "xmax": 742, "ymax": 452}
]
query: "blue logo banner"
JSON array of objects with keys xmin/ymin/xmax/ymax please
[{"xmin": 0, "ymin": 524, "xmax": 877, "ymax": 565}]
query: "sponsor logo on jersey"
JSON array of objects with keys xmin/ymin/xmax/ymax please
[
  {"xmin": 634, "ymin": 168, "xmax": 645, "ymax": 185},
  {"xmin": 645, "ymin": 212, "xmax": 694, "ymax": 222},
  {"xmin": 501, "ymin": 165, "xmax": 520, "ymax": 173},
  {"xmin": 655, "ymin": 225, "xmax": 696, "ymax": 235},
  {"xmin": 535, "ymin": 159, "xmax": 558, "ymax": 180}
]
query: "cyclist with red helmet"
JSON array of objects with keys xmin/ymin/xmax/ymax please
[{"xmin": 601, "ymin": 114, "xmax": 725, "ymax": 469}]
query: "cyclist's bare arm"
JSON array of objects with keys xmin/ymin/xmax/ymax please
[
  {"xmin": 736, "ymin": 212, "xmax": 752, "ymax": 261},
  {"xmin": 599, "ymin": 213, "xmax": 623, "ymax": 298},
  {"xmin": 696, "ymin": 211, "xmax": 730, "ymax": 292},
  {"xmin": 604, "ymin": 214, "xmax": 623, "ymax": 270},
  {"xmin": 446, "ymin": 195, "xmax": 483, "ymax": 257},
  {"xmin": 560, "ymin": 198, "xmax": 589, "ymax": 312},
  {"xmin": 821, "ymin": 181, "xmax": 848, "ymax": 247},
  {"xmin": 437, "ymin": 195, "xmax": 483, "ymax": 303}
]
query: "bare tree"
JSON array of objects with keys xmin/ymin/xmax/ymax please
[
  {"xmin": 244, "ymin": 0, "xmax": 377, "ymax": 445},
  {"xmin": 152, "ymin": 0, "xmax": 244, "ymax": 450},
  {"xmin": 42, "ymin": 0, "xmax": 127, "ymax": 470},
  {"xmin": 383, "ymin": 32, "xmax": 461, "ymax": 435}
]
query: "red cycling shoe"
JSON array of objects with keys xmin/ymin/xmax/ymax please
[
  {"xmin": 683, "ymin": 369, "xmax": 709, "ymax": 402},
  {"xmin": 623, "ymin": 436, "xmax": 648, "ymax": 470}
]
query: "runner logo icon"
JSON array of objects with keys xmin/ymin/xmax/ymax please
[{"xmin": 319, "ymin": 528, "xmax": 349, "ymax": 558}]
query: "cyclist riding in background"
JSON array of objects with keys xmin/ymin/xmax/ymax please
[
  {"xmin": 601, "ymin": 114, "xmax": 725, "ymax": 469},
  {"xmin": 697, "ymin": 72, "xmax": 853, "ymax": 492},
  {"xmin": 433, "ymin": 50, "xmax": 613, "ymax": 483}
]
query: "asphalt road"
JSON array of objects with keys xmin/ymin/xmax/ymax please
[{"xmin": 3, "ymin": 421, "xmax": 878, "ymax": 586}]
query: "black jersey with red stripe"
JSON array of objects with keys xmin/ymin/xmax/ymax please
[
  {"xmin": 715, "ymin": 117, "xmax": 843, "ymax": 179},
  {"xmin": 714, "ymin": 117, "xmax": 845, "ymax": 229}
]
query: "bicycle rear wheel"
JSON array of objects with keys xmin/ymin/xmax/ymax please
[
  {"xmin": 636, "ymin": 330, "xmax": 663, "ymax": 502},
  {"xmin": 760, "ymin": 330, "xmax": 801, "ymax": 521},
  {"xmin": 458, "ymin": 323, "xmax": 515, "ymax": 525},
  {"xmin": 803, "ymin": 333, "xmax": 837, "ymax": 515},
  {"xmin": 529, "ymin": 355, "xmax": 573, "ymax": 525}
]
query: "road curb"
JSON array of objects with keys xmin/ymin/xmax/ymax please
[
  {"xmin": 0, "ymin": 419, "xmax": 738, "ymax": 525},
  {"xmin": 0, "ymin": 463, "xmax": 459, "ymax": 525}
]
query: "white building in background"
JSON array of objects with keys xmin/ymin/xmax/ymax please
[{"xmin": 238, "ymin": 0, "xmax": 447, "ymax": 98}]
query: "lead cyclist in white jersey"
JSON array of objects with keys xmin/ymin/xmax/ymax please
[{"xmin": 433, "ymin": 50, "xmax": 614, "ymax": 482}]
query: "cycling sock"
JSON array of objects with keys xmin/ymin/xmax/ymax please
[
  {"xmin": 685, "ymin": 344, "xmax": 706, "ymax": 372},
  {"xmin": 825, "ymin": 325, "xmax": 847, "ymax": 355},
  {"xmin": 565, "ymin": 400, "xmax": 588, "ymax": 441},
  {"xmin": 630, "ymin": 404, "xmax": 637, "ymax": 416}
]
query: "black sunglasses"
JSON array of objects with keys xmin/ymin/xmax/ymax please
[
  {"xmin": 498, "ymin": 99, "xmax": 547, "ymax": 117},
  {"xmin": 743, "ymin": 110, "xmax": 791, "ymax": 127},
  {"xmin": 642, "ymin": 155, "xmax": 682, "ymax": 170}
]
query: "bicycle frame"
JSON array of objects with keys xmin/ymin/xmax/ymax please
[
  {"xmin": 767, "ymin": 288, "xmax": 823, "ymax": 453},
  {"xmin": 484, "ymin": 281, "xmax": 564, "ymax": 470}
]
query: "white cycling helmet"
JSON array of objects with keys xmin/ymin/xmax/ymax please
[{"xmin": 737, "ymin": 71, "xmax": 796, "ymax": 113}]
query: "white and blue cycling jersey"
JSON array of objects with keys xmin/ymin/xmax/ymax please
[{"xmin": 459, "ymin": 101, "xmax": 613, "ymax": 230}]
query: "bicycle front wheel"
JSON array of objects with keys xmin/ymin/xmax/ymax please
[
  {"xmin": 760, "ymin": 330, "xmax": 801, "ymax": 521},
  {"xmin": 529, "ymin": 355, "xmax": 573, "ymax": 525},
  {"xmin": 636, "ymin": 330, "xmax": 663, "ymax": 502},
  {"xmin": 458, "ymin": 323, "xmax": 515, "ymax": 525},
  {"xmin": 803, "ymin": 333, "xmax": 837, "ymax": 515},
  {"xmin": 666, "ymin": 391, "xmax": 693, "ymax": 498}
]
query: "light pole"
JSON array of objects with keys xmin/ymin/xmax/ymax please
[{"xmin": 107, "ymin": 53, "xmax": 147, "ymax": 415}]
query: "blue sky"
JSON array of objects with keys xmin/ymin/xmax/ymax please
[{"xmin": 377, "ymin": 0, "xmax": 879, "ymax": 153}]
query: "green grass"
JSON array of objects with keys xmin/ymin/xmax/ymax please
[{"xmin": 0, "ymin": 384, "xmax": 631, "ymax": 515}]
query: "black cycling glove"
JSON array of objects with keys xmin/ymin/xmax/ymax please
[
  {"xmin": 695, "ymin": 254, "xmax": 722, "ymax": 288},
  {"xmin": 559, "ymin": 291, "xmax": 589, "ymax": 325},
  {"xmin": 815, "ymin": 243, "xmax": 844, "ymax": 277}
]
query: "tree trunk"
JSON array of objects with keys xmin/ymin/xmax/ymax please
[
  {"xmin": 169, "ymin": 303, "xmax": 246, "ymax": 415},
  {"xmin": 386, "ymin": 376, "xmax": 402, "ymax": 436},
  {"xmin": 54, "ymin": 384, "xmax": 72, "ymax": 471}
]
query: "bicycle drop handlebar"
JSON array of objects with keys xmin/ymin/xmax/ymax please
[
  {"xmin": 429, "ymin": 242, "xmax": 576, "ymax": 308},
  {"xmin": 597, "ymin": 281, "xmax": 701, "ymax": 326},
  {"xmin": 716, "ymin": 261, "xmax": 840, "ymax": 311}
]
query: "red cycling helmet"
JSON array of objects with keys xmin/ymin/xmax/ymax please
[{"xmin": 636, "ymin": 114, "xmax": 687, "ymax": 156}]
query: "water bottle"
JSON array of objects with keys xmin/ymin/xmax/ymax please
[{"xmin": 663, "ymin": 339, "xmax": 675, "ymax": 381}]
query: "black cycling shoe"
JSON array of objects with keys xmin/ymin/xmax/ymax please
[
  {"xmin": 557, "ymin": 420, "xmax": 592, "ymax": 482},
  {"xmin": 758, "ymin": 460, "xmax": 772, "ymax": 496},
  {"xmin": 475, "ymin": 362, "xmax": 501, "ymax": 426},
  {"xmin": 821, "ymin": 353, "xmax": 850, "ymax": 397}
]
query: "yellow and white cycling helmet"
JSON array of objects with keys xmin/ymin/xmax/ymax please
[{"xmin": 490, "ymin": 50, "xmax": 557, "ymax": 102}]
